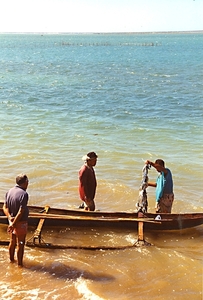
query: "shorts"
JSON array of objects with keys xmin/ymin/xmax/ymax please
[
  {"xmin": 12, "ymin": 222, "xmax": 28, "ymax": 236},
  {"xmin": 156, "ymin": 193, "xmax": 174, "ymax": 213}
]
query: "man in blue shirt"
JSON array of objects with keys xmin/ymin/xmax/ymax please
[{"xmin": 145, "ymin": 159, "xmax": 174, "ymax": 213}]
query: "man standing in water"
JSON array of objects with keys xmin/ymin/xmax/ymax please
[
  {"xmin": 145, "ymin": 159, "xmax": 174, "ymax": 213},
  {"xmin": 79, "ymin": 152, "xmax": 98, "ymax": 211},
  {"xmin": 3, "ymin": 174, "xmax": 29, "ymax": 267}
]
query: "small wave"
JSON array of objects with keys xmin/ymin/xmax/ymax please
[{"xmin": 75, "ymin": 278, "xmax": 105, "ymax": 300}]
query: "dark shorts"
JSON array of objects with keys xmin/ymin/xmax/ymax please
[{"xmin": 84, "ymin": 198, "xmax": 95, "ymax": 211}]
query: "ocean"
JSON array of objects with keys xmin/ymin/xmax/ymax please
[{"xmin": 0, "ymin": 32, "xmax": 203, "ymax": 299}]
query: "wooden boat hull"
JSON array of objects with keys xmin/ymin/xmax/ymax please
[{"xmin": 0, "ymin": 202, "xmax": 203, "ymax": 231}]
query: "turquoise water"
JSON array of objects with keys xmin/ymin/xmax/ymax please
[
  {"xmin": 0, "ymin": 33, "xmax": 203, "ymax": 300},
  {"xmin": 0, "ymin": 33, "xmax": 203, "ymax": 213},
  {"xmin": 0, "ymin": 33, "xmax": 203, "ymax": 212}
]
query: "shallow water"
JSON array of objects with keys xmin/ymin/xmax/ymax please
[
  {"xmin": 0, "ymin": 32, "xmax": 203, "ymax": 299},
  {"xmin": 0, "ymin": 225, "xmax": 203, "ymax": 300}
]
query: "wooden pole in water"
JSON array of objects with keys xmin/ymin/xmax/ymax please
[
  {"xmin": 138, "ymin": 221, "xmax": 144, "ymax": 241},
  {"xmin": 134, "ymin": 213, "xmax": 151, "ymax": 246},
  {"xmin": 27, "ymin": 205, "xmax": 50, "ymax": 244}
]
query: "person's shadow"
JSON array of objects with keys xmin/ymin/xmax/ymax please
[{"xmin": 24, "ymin": 260, "xmax": 115, "ymax": 282}]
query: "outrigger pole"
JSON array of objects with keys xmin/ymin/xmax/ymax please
[
  {"xmin": 0, "ymin": 216, "xmax": 159, "ymax": 249},
  {"xmin": 26, "ymin": 205, "xmax": 50, "ymax": 245},
  {"xmin": 134, "ymin": 216, "xmax": 151, "ymax": 246},
  {"xmin": 0, "ymin": 215, "xmax": 157, "ymax": 249}
]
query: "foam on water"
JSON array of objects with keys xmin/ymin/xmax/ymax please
[{"xmin": 75, "ymin": 278, "xmax": 104, "ymax": 300}]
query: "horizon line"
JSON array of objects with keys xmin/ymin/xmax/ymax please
[{"xmin": 0, "ymin": 30, "xmax": 203, "ymax": 35}]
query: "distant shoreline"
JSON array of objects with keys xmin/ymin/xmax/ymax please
[{"xmin": 0, "ymin": 30, "xmax": 203, "ymax": 35}]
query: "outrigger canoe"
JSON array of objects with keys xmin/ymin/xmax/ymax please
[{"xmin": 1, "ymin": 202, "xmax": 203, "ymax": 231}]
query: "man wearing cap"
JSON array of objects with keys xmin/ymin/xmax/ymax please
[
  {"xmin": 79, "ymin": 152, "xmax": 98, "ymax": 211},
  {"xmin": 3, "ymin": 174, "xmax": 29, "ymax": 267}
]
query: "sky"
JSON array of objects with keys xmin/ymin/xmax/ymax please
[{"xmin": 0, "ymin": 0, "xmax": 202, "ymax": 33}]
